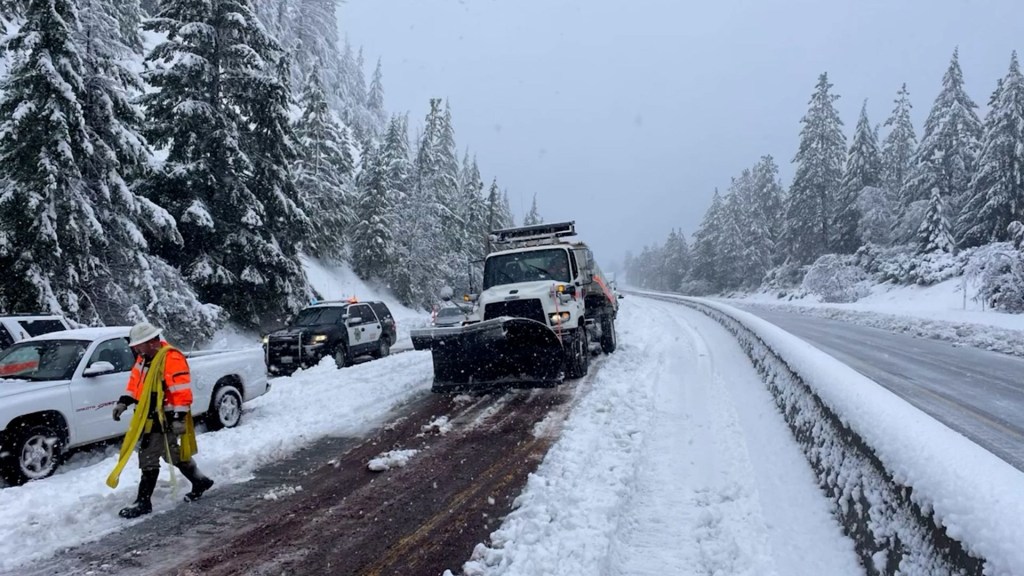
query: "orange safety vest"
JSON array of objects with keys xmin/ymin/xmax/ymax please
[{"xmin": 126, "ymin": 342, "xmax": 193, "ymax": 413}]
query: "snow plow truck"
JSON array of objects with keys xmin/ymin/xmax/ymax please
[{"xmin": 411, "ymin": 221, "xmax": 619, "ymax": 392}]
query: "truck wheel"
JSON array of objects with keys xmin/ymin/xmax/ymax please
[
  {"xmin": 334, "ymin": 344, "xmax": 350, "ymax": 368},
  {"xmin": 207, "ymin": 384, "xmax": 243, "ymax": 430},
  {"xmin": 374, "ymin": 336, "xmax": 391, "ymax": 359},
  {"xmin": 600, "ymin": 317, "xmax": 617, "ymax": 354},
  {"xmin": 0, "ymin": 424, "xmax": 64, "ymax": 485},
  {"xmin": 565, "ymin": 327, "xmax": 589, "ymax": 379}
]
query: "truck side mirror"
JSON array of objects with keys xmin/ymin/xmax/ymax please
[
  {"xmin": 346, "ymin": 316, "xmax": 360, "ymax": 327},
  {"xmin": 83, "ymin": 361, "xmax": 115, "ymax": 377}
]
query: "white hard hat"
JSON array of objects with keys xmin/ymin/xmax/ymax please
[{"xmin": 128, "ymin": 322, "xmax": 162, "ymax": 347}]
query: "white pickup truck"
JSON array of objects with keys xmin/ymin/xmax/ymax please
[{"xmin": 0, "ymin": 327, "xmax": 268, "ymax": 485}]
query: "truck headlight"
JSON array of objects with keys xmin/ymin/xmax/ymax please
[
  {"xmin": 549, "ymin": 312, "xmax": 571, "ymax": 325},
  {"xmin": 261, "ymin": 335, "xmax": 269, "ymax": 345},
  {"xmin": 311, "ymin": 334, "xmax": 328, "ymax": 343}
]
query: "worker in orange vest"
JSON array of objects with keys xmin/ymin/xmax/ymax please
[{"xmin": 111, "ymin": 322, "xmax": 214, "ymax": 519}]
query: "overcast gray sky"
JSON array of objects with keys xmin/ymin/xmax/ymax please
[{"xmin": 340, "ymin": 0, "xmax": 1024, "ymax": 269}]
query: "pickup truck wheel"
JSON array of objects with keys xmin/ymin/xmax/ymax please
[
  {"xmin": 374, "ymin": 337, "xmax": 391, "ymax": 359},
  {"xmin": 0, "ymin": 424, "xmax": 63, "ymax": 485},
  {"xmin": 334, "ymin": 344, "xmax": 350, "ymax": 368},
  {"xmin": 600, "ymin": 317, "xmax": 617, "ymax": 354},
  {"xmin": 207, "ymin": 385, "xmax": 242, "ymax": 430}
]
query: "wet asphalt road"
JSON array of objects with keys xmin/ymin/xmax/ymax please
[{"xmin": 738, "ymin": 306, "xmax": 1024, "ymax": 473}]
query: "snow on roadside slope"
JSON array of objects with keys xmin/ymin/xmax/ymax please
[
  {"xmin": 301, "ymin": 255, "xmax": 429, "ymax": 348},
  {"xmin": 0, "ymin": 351, "xmax": 433, "ymax": 573},
  {"xmin": 459, "ymin": 296, "xmax": 860, "ymax": 576}
]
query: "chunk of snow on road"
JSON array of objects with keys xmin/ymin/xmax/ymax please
[
  {"xmin": 262, "ymin": 485, "xmax": 303, "ymax": 501},
  {"xmin": 368, "ymin": 449, "xmax": 420, "ymax": 472},
  {"xmin": 420, "ymin": 415, "xmax": 452, "ymax": 436}
]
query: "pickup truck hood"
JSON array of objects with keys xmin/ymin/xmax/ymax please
[
  {"xmin": 0, "ymin": 378, "xmax": 68, "ymax": 399},
  {"xmin": 480, "ymin": 281, "xmax": 563, "ymax": 304}
]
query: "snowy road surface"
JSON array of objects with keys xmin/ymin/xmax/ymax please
[
  {"xmin": 742, "ymin": 306, "xmax": 1024, "ymax": 472},
  {"xmin": 0, "ymin": 295, "xmax": 861, "ymax": 575},
  {"xmin": 463, "ymin": 296, "xmax": 860, "ymax": 575}
]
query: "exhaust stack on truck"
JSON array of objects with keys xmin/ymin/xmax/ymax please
[{"xmin": 411, "ymin": 221, "xmax": 619, "ymax": 392}]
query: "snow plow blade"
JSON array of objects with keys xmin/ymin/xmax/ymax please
[{"xmin": 411, "ymin": 317, "xmax": 565, "ymax": 390}]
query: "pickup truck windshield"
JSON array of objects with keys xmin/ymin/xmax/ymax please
[
  {"xmin": 0, "ymin": 340, "xmax": 88, "ymax": 381},
  {"xmin": 293, "ymin": 306, "xmax": 347, "ymax": 326},
  {"xmin": 483, "ymin": 248, "xmax": 571, "ymax": 289}
]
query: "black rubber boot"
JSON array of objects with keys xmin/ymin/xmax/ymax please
[
  {"xmin": 119, "ymin": 469, "xmax": 158, "ymax": 519},
  {"xmin": 177, "ymin": 460, "xmax": 214, "ymax": 502}
]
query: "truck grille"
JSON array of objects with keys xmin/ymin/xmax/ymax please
[
  {"xmin": 484, "ymin": 299, "xmax": 546, "ymax": 324},
  {"xmin": 268, "ymin": 336, "xmax": 301, "ymax": 359}
]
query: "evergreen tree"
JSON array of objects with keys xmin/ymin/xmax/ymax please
[
  {"xmin": 959, "ymin": 53, "xmax": 1024, "ymax": 247},
  {"xmin": 500, "ymin": 190, "xmax": 516, "ymax": 228},
  {"xmin": 905, "ymin": 49, "xmax": 982, "ymax": 220},
  {"xmin": 749, "ymin": 155, "xmax": 787, "ymax": 265},
  {"xmin": 142, "ymin": 0, "xmax": 310, "ymax": 327},
  {"xmin": 833, "ymin": 101, "xmax": 882, "ymax": 253},
  {"xmin": 523, "ymin": 194, "xmax": 544, "ymax": 226},
  {"xmin": 661, "ymin": 229, "xmax": 690, "ymax": 290},
  {"xmin": 689, "ymin": 190, "xmax": 726, "ymax": 291},
  {"xmin": 351, "ymin": 142, "xmax": 397, "ymax": 281},
  {"xmin": 77, "ymin": 0, "xmax": 219, "ymax": 338},
  {"xmin": 782, "ymin": 72, "xmax": 847, "ymax": 264},
  {"xmin": 367, "ymin": 58, "xmax": 386, "ymax": 132},
  {"xmin": 0, "ymin": 0, "xmax": 98, "ymax": 318},
  {"xmin": 294, "ymin": 67, "xmax": 355, "ymax": 259},
  {"xmin": 881, "ymin": 84, "xmax": 918, "ymax": 207},
  {"xmin": 917, "ymin": 188, "xmax": 954, "ymax": 253}
]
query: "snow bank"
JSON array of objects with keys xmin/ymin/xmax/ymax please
[{"xmin": 669, "ymin": 294, "xmax": 1024, "ymax": 576}]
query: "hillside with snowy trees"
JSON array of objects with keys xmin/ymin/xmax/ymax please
[
  {"xmin": 628, "ymin": 49, "xmax": 1024, "ymax": 313},
  {"xmin": 0, "ymin": 0, "xmax": 521, "ymax": 342}
]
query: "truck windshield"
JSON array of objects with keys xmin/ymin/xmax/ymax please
[
  {"xmin": 483, "ymin": 248, "xmax": 571, "ymax": 289},
  {"xmin": 292, "ymin": 306, "xmax": 347, "ymax": 326},
  {"xmin": 0, "ymin": 340, "xmax": 88, "ymax": 381}
]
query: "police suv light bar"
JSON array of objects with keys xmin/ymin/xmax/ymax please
[{"xmin": 491, "ymin": 221, "xmax": 576, "ymax": 245}]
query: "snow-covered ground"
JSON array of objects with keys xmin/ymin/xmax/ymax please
[
  {"xmin": 730, "ymin": 277, "xmax": 1024, "ymax": 357},
  {"xmin": 6, "ymin": 291, "xmax": 1024, "ymax": 573},
  {"xmin": 460, "ymin": 297, "xmax": 861, "ymax": 576}
]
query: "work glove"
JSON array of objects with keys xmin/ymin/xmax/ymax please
[
  {"xmin": 112, "ymin": 403, "xmax": 128, "ymax": 421},
  {"xmin": 170, "ymin": 417, "xmax": 186, "ymax": 435}
]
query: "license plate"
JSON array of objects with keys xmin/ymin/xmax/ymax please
[{"xmin": 279, "ymin": 356, "xmax": 294, "ymax": 364}]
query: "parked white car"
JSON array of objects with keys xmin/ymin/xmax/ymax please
[{"xmin": 0, "ymin": 327, "xmax": 268, "ymax": 485}]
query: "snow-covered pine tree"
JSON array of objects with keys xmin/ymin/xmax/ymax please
[
  {"xmin": 689, "ymin": 189, "xmax": 726, "ymax": 292},
  {"xmin": 76, "ymin": 0, "xmax": 219, "ymax": 339},
  {"xmin": 905, "ymin": 49, "xmax": 982, "ymax": 224},
  {"xmin": 782, "ymin": 72, "xmax": 847, "ymax": 264},
  {"xmin": 0, "ymin": 0, "xmax": 99, "ymax": 319},
  {"xmin": 351, "ymin": 142, "xmax": 397, "ymax": 281},
  {"xmin": 958, "ymin": 52, "xmax": 1024, "ymax": 247},
  {"xmin": 367, "ymin": 58, "xmax": 386, "ymax": 134},
  {"xmin": 881, "ymin": 84, "xmax": 917, "ymax": 211},
  {"xmin": 142, "ymin": 0, "xmax": 311, "ymax": 328},
  {"xmin": 917, "ymin": 188, "xmax": 954, "ymax": 254},
  {"xmin": 522, "ymin": 194, "xmax": 544, "ymax": 226},
  {"xmin": 294, "ymin": 66, "xmax": 355, "ymax": 260},
  {"xmin": 833, "ymin": 101, "xmax": 882, "ymax": 254},
  {"xmin": 662, "ymin": 229, "xmax": 691, "ymax": 290},
  {"xmin": 749, "ymin": 155, "xmax": 787, "ymax": 265},
  {"xmin": 500, "ymin": 190, "xmax": 515, "ymax": 228},
  {"xmin": 459, "ymin": 154, "xmax": 487, "ymax": 266}
]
